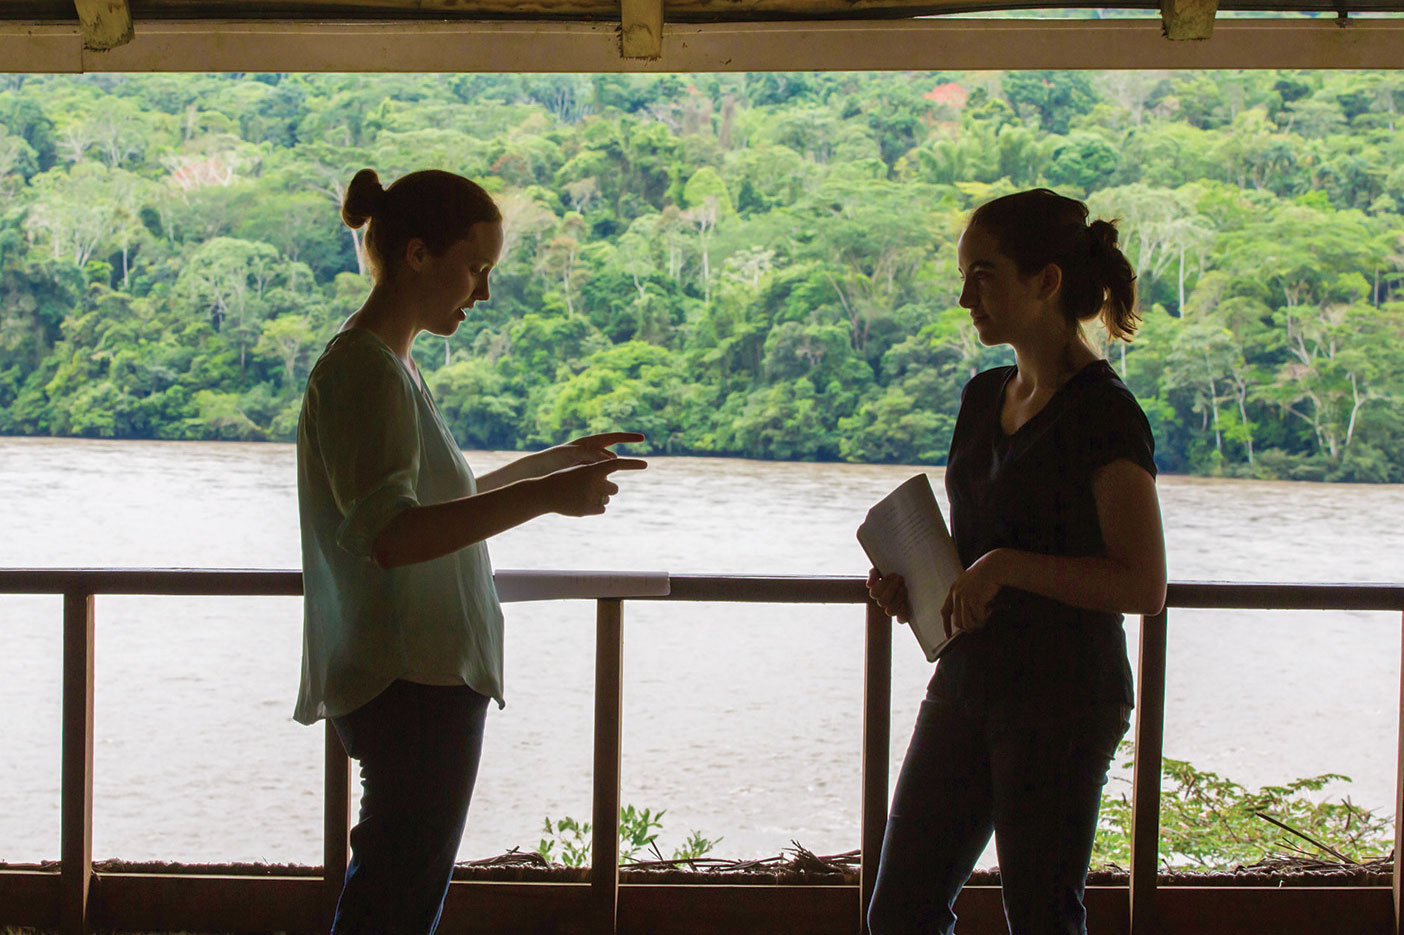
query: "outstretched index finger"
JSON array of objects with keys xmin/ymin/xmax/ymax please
[
  {"xmin": 576, "ymin": 432, "xmax": 646, "ymax": 449},
  {"xmin": 598, "ymin": 457, "xmax": 648, "ymax": 474}
]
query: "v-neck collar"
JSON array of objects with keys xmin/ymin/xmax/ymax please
[{"xmin": 995, "ymin": 359, "xmax": 1109, "ymax": 439}]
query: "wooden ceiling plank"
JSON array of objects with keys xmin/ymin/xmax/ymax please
[
  {"xmin": 75, "ymin": 0, "xmax": 1118, "ymax": 17},
  {"xmin": 0, "ymin": 23, "xmax": 82, "ymax": 71},
  {"xmin": 72, "ymin": 0, "xmax": 133, "ymax": 49},
  {"xmin": 1161, "ymin": 0, "xmax": 1219, "ymax": 39},
  {"xmin": 621, "ymin": 0, "xmax": 664, "ymax": 58},
  {"xmin": 31, "ymin": 0, "xmax": 1404, "ymax": 22},
  {"xmin": 5, "ymin": 18, "xmax": 1401, "ymax": 74}
]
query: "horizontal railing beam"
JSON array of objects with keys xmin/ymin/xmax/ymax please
[
  {"xmin": 659, "ymin": 574, "xmax": 869, "ymax": 604},
  {"xmin": 2, "ymin": 569, "xmax": 1402, "ymax": 611},
  {"xmin": 1165, "ymin": 581, "xmax": 1404, "ymax": 611},
  {"xmin": 0, "ymin": 568, "xmax": 304, "ymax": 596}
]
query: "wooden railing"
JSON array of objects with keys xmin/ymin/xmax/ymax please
[{"xmin": 1, "ymin": 569, "xmax": 1401, "ymax": 935}]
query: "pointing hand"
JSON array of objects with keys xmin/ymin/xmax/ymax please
[{"xmin": 546, "ymin": 458, "xmax": 648, "ymax": 517}]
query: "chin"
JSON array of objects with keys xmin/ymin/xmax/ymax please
[
  {"xmin": 972, "ymin": 322, "xmax": 1001, "ymax": 346},
  {"xmin": 427, "ymin": 322, "xmax": 459, "ymax": 338}
]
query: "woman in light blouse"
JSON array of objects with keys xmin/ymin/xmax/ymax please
[{"xmin": 295, "ymin": 167, "xmax": 644, "ymax": 934}]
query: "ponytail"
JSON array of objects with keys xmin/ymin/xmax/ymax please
[{"xmin": 1087, "ymin": 218, "xmax": 1140, "ymax": 342}]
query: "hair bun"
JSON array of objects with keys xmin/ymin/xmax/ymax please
[
  {"xmin": 341, "ymin": 168, "xmax": 385, "ymax": 229},
  {"xmin": 1088, "ymin": 218, "xmax": 1120, "ymax": 254}
]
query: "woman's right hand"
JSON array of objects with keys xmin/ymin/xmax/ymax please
[
  {"xmin": 866, "ymin": 568, "xmax": 911, "ymax": 623},
  {"xmin": 542, "ymin": 458, "xmax": 648, "ymax": 516}
]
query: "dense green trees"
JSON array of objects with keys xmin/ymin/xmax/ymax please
[{"xmin": 2, "ymin": 70, "xmax": 1402, "ymax": 480}]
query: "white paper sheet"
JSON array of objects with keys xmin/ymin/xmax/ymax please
[{"xmin": 856, "ymin": 473, "xmax": 965, "ymax": 661}]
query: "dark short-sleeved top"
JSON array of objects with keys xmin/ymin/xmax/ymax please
[{"xmin": 933, "ymin": 359, "xmax": 1157, "ymax": 708}]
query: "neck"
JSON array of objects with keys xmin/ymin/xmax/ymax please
[
  {"xmin": 349, "ymin": 280, "xmax": 421, "ymax": 360},
  {"xmin": 1011, "ymin": 327, "xmax": 1094, "ymax": 393}
]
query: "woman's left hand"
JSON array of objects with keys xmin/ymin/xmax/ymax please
[
  {"xmin": 941, "ymin": 549, "xmax": 1010, "ymax": 635},
  {"xmin": 540, "ymin": 432, "xmax": 646, "ymax": 473}
]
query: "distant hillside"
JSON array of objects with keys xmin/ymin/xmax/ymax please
[{"xmin": 2, "ymin": 70, "xmax": 1401, "ymax": 480}]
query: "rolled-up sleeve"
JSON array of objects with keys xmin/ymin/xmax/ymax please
[{"xmin": 308, "ymin": 351, "xmax": 422, "ymax": 558}]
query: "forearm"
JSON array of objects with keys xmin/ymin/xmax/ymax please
[
  {"xmin": 994, "ymin": 548, "xmax": 1167, "ymax": 617},
  {"xmin": 372, "ymin": 477, "xmax": 549, "ymax": 568},
  {"xmin": 476, "ymin": 450, "xmax": 552, "ymax": 493}
]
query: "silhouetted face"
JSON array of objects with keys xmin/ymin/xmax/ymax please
[
  {"xmin": 956, "ymin": 223, "xmax": 1047, "ymax": 348},
  {"xmin": 416, "ymin": 220, "xmax": 504, "ymax": 337}
]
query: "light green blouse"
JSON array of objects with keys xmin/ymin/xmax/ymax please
[{"xmin": 293, "ymin": 328, "xmax": 504, "ymax": 725}]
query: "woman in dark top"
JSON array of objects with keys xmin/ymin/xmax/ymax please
[{"xmin": 866, "ymin": 189, "xmax": 1167, "ymax": 935}]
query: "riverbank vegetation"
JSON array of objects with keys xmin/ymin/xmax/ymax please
[
  {"xmin": 1093, "ymin": 745, "xmax": 1393, "ymax": 867},
  {"xmin": 2, "ymin": 71, "xmax": 1403, "ymax": 479},
  {"xmin": 535, "ymin": 749, "xmax": 1393, "ymax": 868}
]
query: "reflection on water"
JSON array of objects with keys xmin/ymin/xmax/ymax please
[{"xmin": 1, "ymin": 436, "xmax": 1400, "ymax": 864}]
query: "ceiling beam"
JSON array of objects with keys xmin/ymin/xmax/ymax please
[
  {"xmin": 45, "ymin": 0, "xmax": 1141, "ymax": 19},
  {"xmin": 1161, "ymin": 0, "xmax": 1219, "ymax": 39},
  {"xmin": 71, "ymin": 0, "xmax": 132, "ymax": 50},
  {"xmin": 28, "ymin": 0, "xmax": 1404, "ymax": 22},
  {"xmin": 2, "ymin": 17, "xmax": 1401, "ymax": 74},
  {"xmin": 621, "ymin": 0, "xmax": 664, "ymax": 58}
]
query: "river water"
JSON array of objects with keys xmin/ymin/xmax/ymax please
[{"xmin": 1, "ymin": 436, "xmax": 1400, "ymax": 865}]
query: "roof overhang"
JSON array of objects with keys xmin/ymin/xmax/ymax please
[{"xmin": 1, "ymin": 0, "xmax": 1401, "ymax": 72}]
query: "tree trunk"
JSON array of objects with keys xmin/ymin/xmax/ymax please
[
  {"xmin": 1207, "ymin": 373, "xmax": 1222, "ymax": 452},
  {"xmin": 349, "ymin": 227, "xmax": 366, "ymax": 276},
  {"xmin": 701, "ymin": 243, "xmax": 711, "ymax": 305},
  {"xmin": 1178, "ymin": 246, "xmax": 1186, "ymax": 314},
  {"xmin": 1234, "ymin": 381, "xmax": 1255, "ymax": 465},
  {"xmin": 1346, "ymin": 372, "xmax": 1364, "ymax": 447},
  {"xmin": 562, "ymin": 262, "xmax": 574, "ymax": 316}
]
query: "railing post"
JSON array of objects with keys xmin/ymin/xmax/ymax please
[
  {"xmin": 1394, "ymin": 610, "xmax": 1403, "ymax": 935},
  {"xmin": 860, "ymin": 601, "xmax": 892, "ymax": 934},
  {"xmin": 591, "ymin": 599, "xmax": 624, "ymax": 935},
  {"xmin": 323, "ymin": 720, "xmax": 352, "ymax": 927},
  {"xmin": 60, "ymin": 590, "xmax": 95, "ymax": 935},
  {"xmin": 1129, "ymin": 609, "xmax": 1168, "ymax": 935}
]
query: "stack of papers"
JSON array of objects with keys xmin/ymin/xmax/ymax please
[{"xmin": 857, "ymin": 474, "xmax": 965, "ymax": 661}]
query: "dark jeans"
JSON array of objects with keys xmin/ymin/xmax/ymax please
[
  {"xmin": 330, "ymin": 680, "xmax": 491, "ymax": 935},
  {"xmin": 867, "ymin": 690, "xmax": 1130, "ymax": 935}
]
